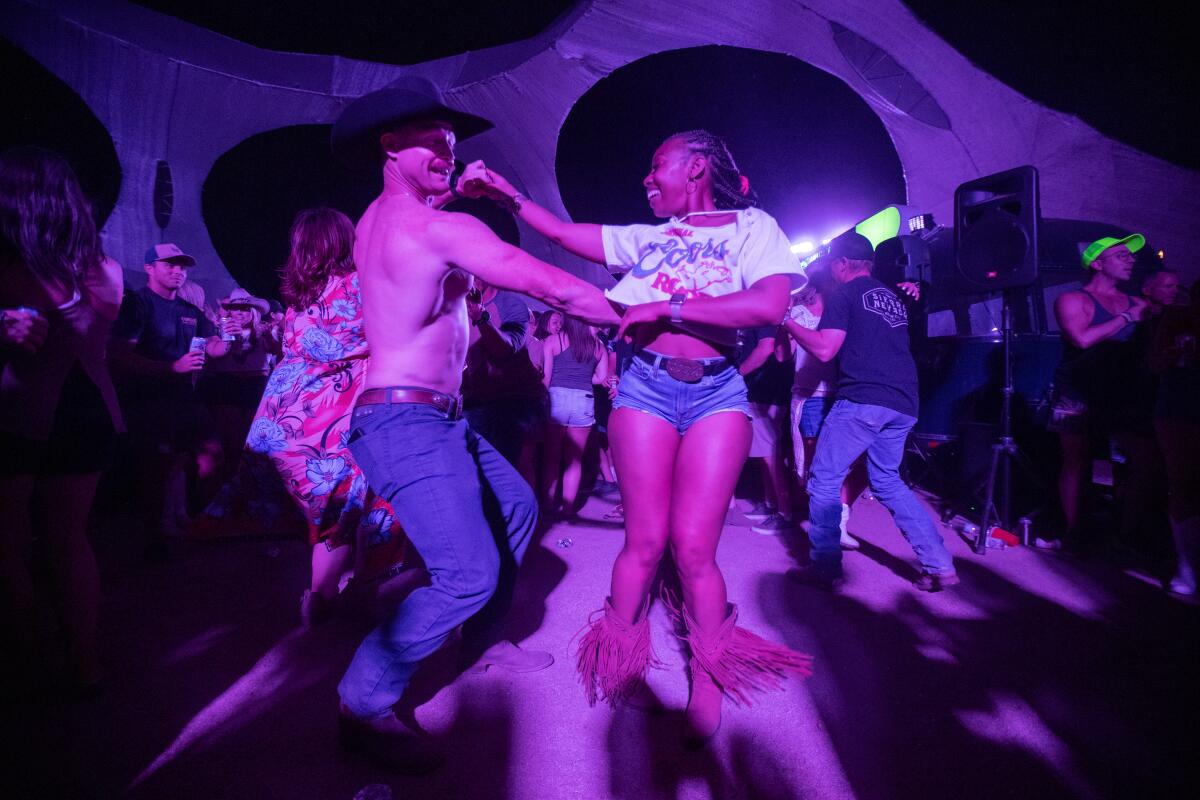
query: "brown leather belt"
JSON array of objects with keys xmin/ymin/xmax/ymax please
[
  {"xmin": 355, "ymin": 387, "xmax": 464, "ymax": 420},
  {"xmin": 633, "ymin": 349, "xmax": 733, "ymax": 383}
]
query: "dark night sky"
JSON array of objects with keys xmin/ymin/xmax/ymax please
[
  {"xmin": 555, "ymin": 46, "xmax": 906, "ymax": 243},
  {"xmin": 0, "ymin": 39, "xmax": 121, "ymax": 224},
  {"xmin": 131, "ymin": 0, "xmax": 579, "ymax": 65},
  {"xmin": 906, "ymin": 0, "xmax": 1197, "ymax": 171},
  {"xmin": 132, "ymin": 0, "xmax": 1195, "ymax": 170}
]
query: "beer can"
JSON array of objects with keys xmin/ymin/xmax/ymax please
[
  {"xmin": 1018, "ymin": 517, "xmax": 1032, "ymax": 546},
  {"xmin": 189, "ymin": 336, "xmax": 207, "ymax": 352}
]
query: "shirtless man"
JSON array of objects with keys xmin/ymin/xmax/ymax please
[
  {"xmin": 329, "ymin": 81, "xmax": 620, "ymax": 773},
  {"xmin": 1050, "ymin": 235, "xmax": 1150, "ymax": 548}
]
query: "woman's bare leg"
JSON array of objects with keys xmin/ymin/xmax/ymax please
[
  {"xmin": 608, "ymin": 408, "xmax": 680, "ymax": 623},
  {"xmin": 35, "ymin": 473, "xmax": 102, "ymax": 684},
  {"xmin": 598, "ymin": 436, "xmax": 617, "ymax": 483},
  {"xmin": 763, "ymin": 453, "xmax": 791, "ymax": 516},
  {"xmin": 668, "ymin": 410, "xmax": 751, "ymax": 742},
  {"xmin": 559, "ymin": 425, "xmax": 593, "ymax": 514},
  {"xmin": 669, "ymin": 411, "xmax": 751, "ymax": 632},
  {"xmin": 0, "ymin": 475, "xmax": 39, "ymax": 677},
  {"xmin": 540, "ymin": 423, "xmax": 567, "ymax": 513},
  {"xmin": 311, "ymin": 539, "xmax": 354, "ymax": 599}
]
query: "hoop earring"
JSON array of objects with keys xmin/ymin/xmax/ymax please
[{"xmin": 685, "ymin": 178, "xmax": 697, "ymax": 195}]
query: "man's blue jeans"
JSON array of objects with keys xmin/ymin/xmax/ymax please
[
  {"xmin": 340, "ymin": 400, "xmax": 538, "ymax": 718},
  {"xmin": 807, "ymin": 399, "xmax": 954, "ymax": 578}
]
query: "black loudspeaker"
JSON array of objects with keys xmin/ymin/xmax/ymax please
[
  {"xmin": 875, "ymin": 235, "xmax": 931, "ymax": 285},
  {"xmin": 954, "ymin": 165, "xmax": 1039, "ymax": 289}
]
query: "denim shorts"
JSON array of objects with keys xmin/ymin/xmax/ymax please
[
  {"xmin": 549, "ymin": 386, "xmax": 595, "ymax": 427},
  {"xmin": 612, "ymin": 351, "xmax": 751, "ymax": 434}
]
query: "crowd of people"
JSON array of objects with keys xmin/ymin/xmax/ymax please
[
  {"xmin": 1049, "ymin": 236, "xmax": 1198, "ymax": 592},
  {"xmin": 2, "ymin": 75, "xmax": 1196, "ymax": 773}
]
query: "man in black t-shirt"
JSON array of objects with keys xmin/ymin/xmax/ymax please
[
  {"xmin": 787, "ymin": 231, "xmax": 955, "ymax": 591},
  {"xmin": 110, "ymin": 243, "xmax": 235, "ymax": 558}
]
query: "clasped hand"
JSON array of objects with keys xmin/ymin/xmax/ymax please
[
  {"xmin": 456, "ymin": 162, "xmax": 520, "ymax": 211},
  {"xmin": 615, "ymin": 301, "xmax": 668, "ymax": 342},
  {"xmin": 0, "ymin": 308, "xmax": 49, "ymax": 354}
]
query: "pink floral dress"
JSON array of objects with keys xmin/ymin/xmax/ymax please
[{"xmin": 210, "ymin": 273, "xmax": 402, "ymax": 566}]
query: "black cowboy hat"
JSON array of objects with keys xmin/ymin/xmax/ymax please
[{"xmin": 330, "ymin": 76, "xmax": 493, "ymax": 172}]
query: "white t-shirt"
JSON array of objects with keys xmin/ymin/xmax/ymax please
[
  {"xmin": 789, "ymin": 302, "xmax": 837, "ymax": 397},
  {"xmin": 601, "ymin": 208, "xmax": 805, "ymax": 345}
]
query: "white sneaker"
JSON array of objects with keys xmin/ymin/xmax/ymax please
[
  {"xmin": 1167, "ymin": 574, "xmax": 1197, "ymax": 596},
  {"xmin": 1168, "ymin": 560, "xmax": 1197, "ymax": 596},
  {"xmin": 838, "ymin": 503, "xmax": 859, "ymax": 550},
  {"xmin": 743, "ymin": 501, "xmax": 775, "ymax": 522},
  {"xmin": 752, "ymin": 513, "xmax": 796, "ymax": 536}
]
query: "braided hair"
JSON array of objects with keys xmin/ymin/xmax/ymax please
[{"xmin": 669, "ymin": 130, "xmax": 759, "ymax": 211}]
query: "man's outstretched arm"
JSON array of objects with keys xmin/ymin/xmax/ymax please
[{"xmin": 432, "ymin": 213, "xmax": 620, "ymax": 327}]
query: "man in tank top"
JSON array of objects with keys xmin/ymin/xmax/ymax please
[{"xmin": 1049, "ymin": 234, "xmax": 1151, "ymax": 549}]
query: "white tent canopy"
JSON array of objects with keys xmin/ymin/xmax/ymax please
[{"xmin": 5, "ymin": 0, "xmax": 1197, "ymax": 295}]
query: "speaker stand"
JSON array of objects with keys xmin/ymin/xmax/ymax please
[{"xmin": 972, "ymin": 294, "xmax": 1040, "ymax": 554}]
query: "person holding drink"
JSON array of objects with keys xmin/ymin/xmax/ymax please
[
  {"xmin": 109, "ymin": 243, "xmax": 238, "ymax": 559},
  {"xmin": 200, "ymin": 288, "xmax": 281, "ymax": 497}
]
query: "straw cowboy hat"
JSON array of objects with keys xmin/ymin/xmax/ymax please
[{"xmin": 220, "ymin": 288, "xmax": 270, "ymax": 315}]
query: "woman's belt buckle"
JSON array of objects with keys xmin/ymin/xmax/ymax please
[{"xmin": 664, "ymin": 357, "xmax": 704, "ymax": 383}]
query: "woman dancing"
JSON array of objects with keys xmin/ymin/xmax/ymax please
[
  {"xmin": 0, "ymin": 147, "xmax": 125, "ymax": 693},
  {"xmin": 479, "ymin": 130, "xmax": 812, "ymax": 744},
  {"xmin": 210, "ymin": 208, "xmax": 403, "ymax": 626}
]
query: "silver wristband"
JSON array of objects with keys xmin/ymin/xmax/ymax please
[{"xmin": 669, "ymin": 292, "xmax": 686, "ymax": 324}]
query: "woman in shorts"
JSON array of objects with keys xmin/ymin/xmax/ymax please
[
  {"xmin": 478, "ymin": 130, "xmax": 812, "ymax": 744},
  {"xmin": 540, "ymin": 315, "xmax": 607, "ymax": 517}
]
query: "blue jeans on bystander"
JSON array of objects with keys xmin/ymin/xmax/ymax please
[{"xmin": 806, "ymin": 399, "xmax": 954, "ymax": 579}]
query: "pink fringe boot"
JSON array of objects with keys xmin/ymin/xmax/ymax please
[
  {"xmin": 672, "ymin": 601, "xmax": 815, "ymax": 743},
  {"xmin": 575, "ymin": 598, "xmax": 659, "ymax": 707},
  {"xmin": 681, "ymin": 603, "xmax": 814, "ymax": 705}
]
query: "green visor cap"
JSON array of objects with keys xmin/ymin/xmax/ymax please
[{"xmin": 1082, "ymin": 233, "xmax": 1145, "ymax": 269}]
